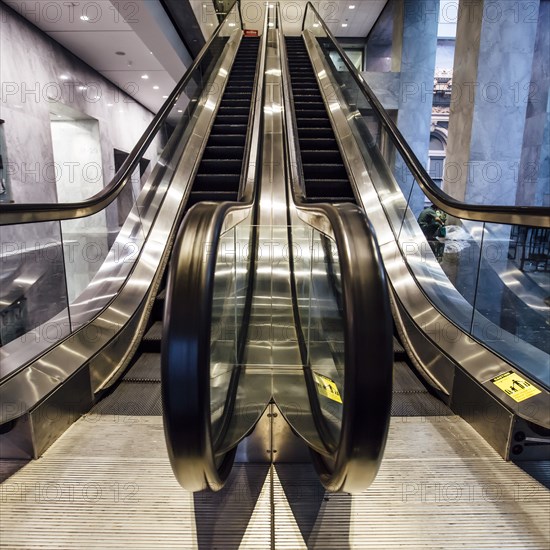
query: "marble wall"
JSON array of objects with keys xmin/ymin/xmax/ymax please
[{"xmin": 516, "ymin": 0, "xmax": 550, "ymax": 206}]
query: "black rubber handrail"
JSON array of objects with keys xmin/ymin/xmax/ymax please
[
  {"xmin": 302, "ymin": 2, "xmax": 550, "ymax": 228},
  {"xmin": 279, "ymin": 5, "xmax": 393, "ymax": 493},
  {"xmin": 162, "ymin": 10, "xmax": 268, "ymax": 492},
  {"xmin": 0, "ymin": 1, "xmax": 243, "ymax": 226}
]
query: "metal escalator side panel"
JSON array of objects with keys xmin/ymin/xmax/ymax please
[
  {"xmin": 0, "ymin": 28, "xmax": 246, "ymax": 436},
  {"xmin": 298, "ymin": 9, "xmax": 550, "ymax": 449}
]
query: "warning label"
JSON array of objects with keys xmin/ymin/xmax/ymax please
[
  {"xmin": 491, "ymin": 371, "xmax": 541, "ymax": 403},
  {"xmin": 313, "ymin": 372, "xmax": 343, "ymax": 404}
]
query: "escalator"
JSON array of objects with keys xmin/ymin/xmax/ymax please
[
  {"xmin": 285, "ymin": 36, "xmax": 354, "ymax": 202},
  {"xmin": 190, "ymin": 37, "xmax": 259, "ymax": 205},
  {"xmin": 279, "ymin": 2, "xmax": 549, "ymax": 465},
  {"xmin": 0, "ymin": 0, "xmax": 263, "ymax": 462},
  {"xmin": 1, "ymin": 1, "xmax": 549, "ymax": 547}
]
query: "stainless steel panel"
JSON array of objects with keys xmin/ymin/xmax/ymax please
[
  {"xmin": 0, "ymin": 31, "xmax": 244, "ymax": 427},
  {"xmin": 302, "ymin": 30, "xmax": 550, "ymax": 432}
]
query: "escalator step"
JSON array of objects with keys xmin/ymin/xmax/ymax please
[
  {"xmin": 295, "ymin": 118, "xmax": 333, "ymax": 128},
  {"xmin": 215, "ymin": 114, "xmax": 250, "ymax": 125},
  {"xmin": 92, "ymin": 382, "xmax": 162, "ymax": 416},
  {"xmin": 294, "ymin": 102, "xmax": 326, "ymax": 110},
  {"xmin": 392, "ymin": 361, "xmax": 426, "ymax": 393},
  {"xmin": 301, "ymin": 150, "xmax": 342, "ymax": 163},
  {"xmin": 198, "ymin": 159, "xmax": 243, "ymax": 173},
  {"xmin": 303, "ymin": 179, "xmax": 355, "ymax": 199},
  {"xmin": 299, "ymin": 127, "xmax": 335, "ymax": 138},
  {"xmin": 299, "ymin": 137, "xmax": 338, "ymax": 148},
  {"xmin": 210, "ymin": 124, "xmax": 248, "ymax": 134},
  {"xmin": 142, "ymin": 321, "xmax": 162, "ymax": 353},
  {"xmin": 207, "ymin": 134, "xmax": 246, "ymax": 147},
  {"xmin": 391, "ymin": 391, "xmax": 452, "ymax": 417},
  {"xmin": 124, "ymin": 353, "xmax": 161, "ymax": 382},
  {"xmin": 156, "ymin": 288, "xmax": 166, "ymax": 301},
  {"xmin": 223, "ymin": 91, "xmax": 253, "ymax": 100},
  {"xmin": 302, "ymin": 163, "xmax": 348, "ymax": 178},
  {"xmin": 189, "ymin": 190, "xmax": 239, "ymax": 204},
  {"xmin": 296, "ymin": 109, "xmax": 331, "ymax": 118},
  {"xmin": 202, "ymin": 146, "xmax": 245, "ymax": 160},
  {"xmin": 193, "ymin": 173, "xmax": 241, "ymax": 190}
]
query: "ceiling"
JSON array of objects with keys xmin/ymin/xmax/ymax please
[
  {"xmin": 240, "ymin": 0, "xmax": 387, "ymax": 37},
  {"xmin": 4, "ymin": 0, "xmax": 192, "ymax": 113},
  {"xmin": 6, "ymin": 0, "xmax": 388, "ymax": 115}
]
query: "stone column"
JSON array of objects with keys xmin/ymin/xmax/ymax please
[
  {"xmin": 517, "ymin": 0, "xmax": 550, "ymax": 206},
  {"xmin": 393, "ymin": 0, "xmax": 440, "ymax": 215},
  {"xmin": 444, "ymin": 0, "xmax": 541, "ymax": 205}
]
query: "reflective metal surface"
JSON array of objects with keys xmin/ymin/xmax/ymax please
[
  {"xmin": 0, "ymin": 28, "xmax": 245, "ymax": 426},
  {"xmin": 300, "ymin": 26, "xmax": 550, "ymax": 434},
  {"xmin": 279, "ymin": 12, "xmax": 393, "ymax": 492}
]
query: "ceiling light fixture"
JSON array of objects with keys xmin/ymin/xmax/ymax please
[
  {"xmin": 107, "ymin": 103, "xmax": 113, "ymax": 107},
  {"xmin": 178, "ymin": 109, "xmax": 183, "ymax": 113},
  {"xmin": 153, "ymin": 85, "xmax": 160, "ymax": 90},
  {"xmin": 60, "ymin": 74, "xmax": 69, "ymax": 80},
  {"xmin": 313, "ymin": 23, "xmax": 319, "ymax": 27},
  {"xmin": 80, "ymin": 15, "xmax": 89, "ymax": 21},
  {"xmin": 349, "ymin": 5, "xmax": 356, "ymax": 9},
  {"xmin": 342, "ymin": 23, "xmax": 348, "ymax": 27},
  {"xmin": 163, "ymin": 95, "xmax": 168, "ymax": 99},
  {"xmin": 141, "ymin": 74, "xmax": 149, "ymax": 79},
  {"xmin": 228, "ymin": 22, "xmax": 236, "ymax": 27}
]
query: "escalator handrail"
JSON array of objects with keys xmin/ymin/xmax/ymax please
[
  {"xmin": 162, "ymin": 202, "xmax": 247, "ymax": 492},
  {"xmin": 0, "ymin": 1, "xmax": 244, "ymax": 226},
  {"xmin": 162, "ymin": 11, "xmax": 268, "ymax": 492},
  {"xmin": 302, "ymin": 2, "xmax": 550, "ymax": 228},
  {"xmin": 279, "ymin": 6, "xmax": 393, "ymax": 493}
]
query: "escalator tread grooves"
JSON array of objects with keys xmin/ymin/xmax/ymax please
[
  {"xmin": 193, "ymin": 38, "xmax": 260, "ymax": 196},
  {"xmin": 285, "ymin": 37, "xmax": 355, "ymax": 203}
]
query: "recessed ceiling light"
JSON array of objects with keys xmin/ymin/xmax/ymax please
[
  {"xmin": 57, "ymin": 114, "xmax": 63, "ymax": 118},
  {"xmin": 80, "ymin": 15, "xmax": 89, "ymax": 21},
  {"xmin": 141, "ymin": 74, "xmax": 149, "ymax": 79},
  {"xmin": 107, "ymin": 103, "xmax": 113, "ymax": 107},
  {"xmin": 349, "ymin": 5, "xmax": 356, "ymax": 9},
  {"xmin": 115, "ymin": 51, "xmax": 126, "ymax": 56},
  {"xmin": 268, "ymin": 22, "xmax": 274, "ymax": 27},
  {"xmin": 342, "ymin": 23, "xmax": 348, "ymax": 27},
  {"xmin": 228, "ymin": 23, "xmax": 236, "ymax": 27},
  {"xmin": 178, "ymin": 109, "xmax": 183, "ymax": 113},
  {"xmin": 78, "ymin": 85, "xmax": 87, "ymax": 90},
  {"xmin": 153, "ymin": 85, "xmax": 160, "ymax": 90},
  {"xmin": 313, "ymin": 23, "xmax": 319, "ymax": 27},
  {"xmin": 163, "ymin": 95, "xmax": 168, "ymax": 99},
  {"xmin": 60, "ymin": 74, "xmax": 69, "ymax": 80}
]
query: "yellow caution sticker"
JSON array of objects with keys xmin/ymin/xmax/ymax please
[
  {"xmin": 491, "ymin": 371, "xmax": 541, "ymax": 403},
  {"xmin": 313, "ymin": 372, "xmax": 343, "ymax": 404}
]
